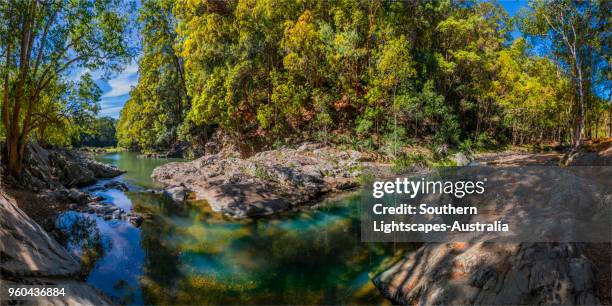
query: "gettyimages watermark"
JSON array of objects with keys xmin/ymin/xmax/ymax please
[{"xmin": 361, "ymin": 166, "xmax": 612, "ymax": 243}]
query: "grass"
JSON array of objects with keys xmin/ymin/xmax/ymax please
[
  {"xmin": 391, "ymin": 151, "xmax": 460, "ymax": 174},
  {"xmin": 391, "ymin": 153, "xmax": 429, "ymax": 174},
  {"xmin": 356, "ymin": 172, "xmax": 375, "ymax": 185},
  {"xmin": 253, "ymin": 165, "xmax": 272, "ymax": 181},
  {"xmin": 428, "ymin": 158, "xmax": 457, "ymax": 168}
]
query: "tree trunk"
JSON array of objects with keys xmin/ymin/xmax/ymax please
[
  {"xmin": 7, "ymin": 137, "xmax": 22, "ymax": 177},
  {"xmin": 576, "ymin": 64, "xmax": 586, "ymax": 147}
]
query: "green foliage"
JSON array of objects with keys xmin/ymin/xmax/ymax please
[
  {"xmin": 113, "ymin": 0, "xmax": 610, "ymax": 157},
  {"xmin": 169, "ymin": 0, "xmax": 515, "ymax": 151},
  {"xmin": 71, "ymin": 117, "xmax": 118, "ymax": 148},
  {"xmin": 116, "ymin": 0, "xmax": 187, "ymax": 152},
  {"xmin": 391, "ymin": 153, "xmax": 429, "ymax": 174},
  {"xmin": 0, "ymin": 0, "xmax": 135, "ymax": 174},
  {"xmin": 356, "ymin": 172, "xmax": 375, "ymax": 186}
]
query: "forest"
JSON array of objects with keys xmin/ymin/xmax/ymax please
[{"xmin": 1, "ymin": 0, "xmax": 611, "ymax": 175}]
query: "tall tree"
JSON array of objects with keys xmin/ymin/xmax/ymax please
[
  {"xmin": 0, "ymin": 0, "xmax": 134, "ymax": 176},
  {"xmin": 521, "ymin": 0, "xmax": 608, "ymax": 146},
  {"xmin": 117, "ymin": 0, "xmax": 187, "ymax": 152}
]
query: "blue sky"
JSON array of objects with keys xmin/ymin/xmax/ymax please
[
  {"xmin": 70, "ymin": 62, "xmax": 139, "ymax": 119},
  {"xmin": 87, "ymin": 0, "xmax": 529, "ymax": 119}
]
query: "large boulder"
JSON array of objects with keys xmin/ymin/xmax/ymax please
[
  {"xmin": 84, "ymin": 159, "xmax": 125, "ymax": 178},
  {"xmin": 152, "ymin": 144, "xmax": 386, "ymax": 218},
  {"xmin": 23, "ymin": 143, "xmax": 124, "ymax": 188},
  {"xmin": 0, "ymin": 192, "xmax": 79, "ymax": 276},
  {"xmin": 452, "ymin": 152, "xmax": 470, "ymax": 166},
  {"xmin": 162, "ymin": 185, "xmax": 189, "ymax": 202}
]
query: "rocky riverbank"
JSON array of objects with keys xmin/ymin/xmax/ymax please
[
  {"xmin": 0, "ymin": 191, "xmax": 111, "ymax": 305},
  {"xmin": 152, "ymin": 143, "xmax": 391, "ymax": 218},
  {"xmin": 373, "ymin": 141, "xmax": 612, "ymax": 305},
  {"xmin": 0, "ymin": 143, "xmax": 143, "ymax": 304},
  {"xmin": 2, "ymin": 143, "xmax": 146, "ymax": 227}
]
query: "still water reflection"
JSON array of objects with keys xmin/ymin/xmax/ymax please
[{"xmin": 57, "ymin": 152, "xmax": 409, "ymax": 305}]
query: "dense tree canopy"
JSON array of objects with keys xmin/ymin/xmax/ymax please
[
  {"xmin": 117, "ymin": 0, "xmax": 187, "ymax": 152},
  {"xmin": 117, "ymin": 0, "xmax": 609, "ymax": 156},
  {"xmin": 3, "ymin": 0, "xmax": 607, "ymax": 168}
]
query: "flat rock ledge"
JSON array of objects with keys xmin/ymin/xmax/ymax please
[
  {"xmin": 373, "ymin": 165, "xmax": 610, "ymax": 305},
  {"xmin": 152, "ymin": 143, "xmax": 387, "ymax": 218},
  {"xmin": 374, "ymin": 242, "xmax": 602, "ymax": 305},
  {"xmin": 0, "ymin": 192, "xmax": 110, "ymax": 305}
]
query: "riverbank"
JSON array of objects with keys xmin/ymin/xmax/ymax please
[
  {"xmin": 1, "ymin": 189, "xmax": 111, "ymax": 304},
  {"xmin": 2, "ymin": 140, "xmax": 610, "ymax": 305},
  {"xmin": 373, "ymin": 139, "xmax": 612, "ymax": 305},
  {"xmin": 0, "ymin": 143, "xmax": 131, "ymax": 304}
]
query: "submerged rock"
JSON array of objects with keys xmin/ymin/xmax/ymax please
[
  {"xmin": 74, "ymin": 200, "xmax": 145, "ymax": 227},
  {"xmin": 162, "ymin": 185, "xmax": 189, "ymax": 202},
  {"xmin": 103, "ymin": 181, "xmax": 129, "ymax": 192}
]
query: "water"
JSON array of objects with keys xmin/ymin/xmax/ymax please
[
  {"xmin": 57, "ymin": 152, "xmax": 409, "ymax": 305},
  {"xmin": 94, "ymin": 152, "xmax": 184, "ymax": 188}
]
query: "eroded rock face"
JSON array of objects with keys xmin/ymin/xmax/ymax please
[
  {"xmin": 24, "ymin": 142, "xmax": 124, "ymax": 189},
  {"xmin": 0, "ymin": 192, "xmax": 110, "ymax": 304},
  {"xmin": 375, "ymin": 242, "xmax": 601, "ymax": 305},
  {"xmin": 0, "ymin": 192, "xmax": 79, "ymax": 276},
  {"xmin": 152, "ymin": 144, "xmax": 388, "ymax": 218}
]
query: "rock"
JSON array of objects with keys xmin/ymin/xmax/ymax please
[
  {"xmin": 85, "ymin": 159, "xmax": 125, "ymax": 178},
  {"xmin": 138, "ymin": 153, "xmax": 169, "ymax": 159},
  {"xmin": 452, "ymin": 152, "xmax": 470, "ymax": 166},
  {"xmin": 152, "ymin": 143, "xmax": 389, "ymax": 218},
  {"xmin": 48, "ymin": 150, "xmax": 96, "ymax": 186},
  {"xmin": 163, "ymin": 185, "xmax": 189, "ymax": 202},
  {"xmin": 0, "ymin": 192, "xmax": 110, "ymax": 304},
  {"xmin": 126, "ymin": 214, "xmax": 144, "ymax": 226},
  {"xmin": 67, "ymin": 188, "xmax": 89, "ymax": 204},
  {"xmin": 0, "ymin": 192, "xmax": 79, "ymax": 276},
  {"xmin": 16, "ymin": 143, "xmax": 123, "ymax": 190},
  {"xmin": 373, "ymin": 166, "xmax": 610, "ymax": 305},
  {"xmin": 103, "ymin": 181, "xmax": 129, "ymax": 191},
  {"xmin": 375, "ymin": 242, "xmax": 601, "ymax": 305}
]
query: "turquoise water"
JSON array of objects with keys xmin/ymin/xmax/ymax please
[
  {"xmin": 94, "ymin": 152, "xmax": 184, "ymax": 188},
  {"xmin": 57, "ymin": 152, "xmax": 409, "ymax": 305}
]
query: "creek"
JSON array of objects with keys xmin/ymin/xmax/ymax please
[{"xmin": 56, "ymin": 152, "xmax": 410, "ymax": 305}]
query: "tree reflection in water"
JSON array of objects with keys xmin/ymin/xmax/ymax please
[
  {"xmin": 127, "ymin": 192, "xmax": 415, "ymax": 305},
  {"xmin": 56, "ymin": 212, "xmax": 110, "ymax": 277}
]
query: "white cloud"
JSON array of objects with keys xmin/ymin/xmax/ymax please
[
  {"xmin": 101, "ymin": 62, "xmax": 139, "ymax": 98},
  {"xmin": 68, "ymin": 66, "xmax": 108, "ymax": 82},
  {"xmin": 98, "ymin": 106, "xmax": 125, "ymax": 119}
]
